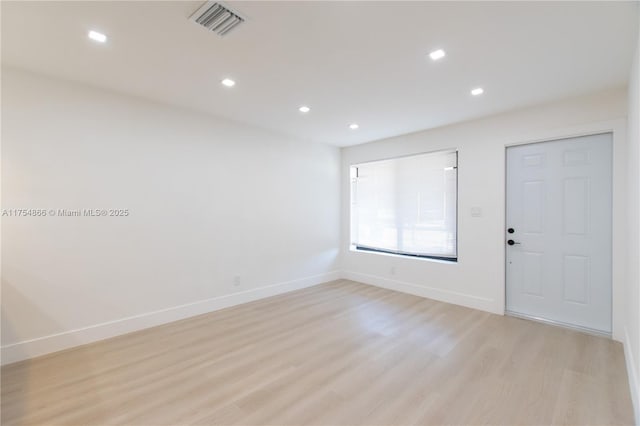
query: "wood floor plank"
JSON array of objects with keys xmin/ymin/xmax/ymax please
[{"xmin": 1, "ymin": 280, "xmax": 634, "ymax": 425}]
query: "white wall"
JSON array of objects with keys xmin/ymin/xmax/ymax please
[
  {"xmin": 625, "ymin": 8, "xmax": 640, "ymax": 422},
  {"xmin": 1, "ymin": 68, "xmax": 341, "ymax": 364},
  {"xmin": 341, "ymin": 89, "xmax": 628, "ymax": 336}
]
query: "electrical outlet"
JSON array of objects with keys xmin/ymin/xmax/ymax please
[{"xmin": 233, "ymin": 275, "xmax": 241, "ymax": 286}]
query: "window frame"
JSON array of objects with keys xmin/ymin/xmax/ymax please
[{"xmin": 349, "ymin": 149, "xmax": 459, "ymax": 263}]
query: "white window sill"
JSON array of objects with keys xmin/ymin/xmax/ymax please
[{"xmin": 349, "ymin": 246, "xmax": 458, "ymax": 264}]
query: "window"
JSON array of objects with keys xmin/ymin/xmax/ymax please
[{"xmin": 350, "ymin": 150, "xmax": 458, "ymax": 261}]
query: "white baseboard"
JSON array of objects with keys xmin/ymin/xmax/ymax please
[
  {"xmin": 1, "ymin": 271, "xmax": 341, "ymax": 366},
  {"xmin": 342, "ymin": 270, "xmax": 500, "ymax": 314},
  {"xmin": 623, "ymin": 327, "xmax": 640, "ymax": 425}
]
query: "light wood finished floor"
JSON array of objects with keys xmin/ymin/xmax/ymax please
[{"xmin": 1, "ymin": 280, "xmax": 634, "ymax": 425}]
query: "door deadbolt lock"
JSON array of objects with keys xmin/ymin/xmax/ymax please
[{"xmin": 507, "ymin": 239, "xmax": 521, "ymax": 246}]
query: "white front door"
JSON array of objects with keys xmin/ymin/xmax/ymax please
[{"xmin": 506, "ymin": 133, "xmax": 612, "ymax": 334}]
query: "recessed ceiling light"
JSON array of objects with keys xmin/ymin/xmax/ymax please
[
  {"xmin": 429, "ymin": 49, "xmax": 446, "ymax": 61},
  {"xmin": 221, "ymin": 78, "xmax": 236, "ymax": 87},
  {"xmin": 349, "ymin": 123, "xmax": 359, "ymax": 130},
  {"xmin": 299, "ymin": 106, "xmax": 311, "ymax": 113},
  {"xmin": 88, "ymin": 30, "xmax": 107, "ymax": 43},
  {"xmin": 471, "ymin": 87, "xmax": 484, "ymax": 96}
]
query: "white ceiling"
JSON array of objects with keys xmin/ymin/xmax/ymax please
[{"xmin": 2, "ymin": 1, "xmax": 638, "ymax": 147}]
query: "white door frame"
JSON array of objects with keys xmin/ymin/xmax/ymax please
[{"xmin": 502, "ymin": 118, "xmax": 627, "ymax": 342}]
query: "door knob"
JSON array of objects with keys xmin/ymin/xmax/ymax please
[{"xmin": 507, "ymin": 239, "xmax": 521, "ymax": 246}]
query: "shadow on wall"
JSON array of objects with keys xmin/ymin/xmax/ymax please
[{"xmin": 0, "ymin": 278, "xmax": 106, "ymax": 424}]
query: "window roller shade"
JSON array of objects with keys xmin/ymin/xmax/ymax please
[{"xmin": 351, "ymin": 150, "xmax": 457, "ymax": 259}]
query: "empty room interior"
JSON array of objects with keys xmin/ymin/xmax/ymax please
[{"xmin": 2, "ymin": 1, "xmax": 640, "ymax": 425}]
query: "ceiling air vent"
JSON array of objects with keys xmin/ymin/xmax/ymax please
[{"xmin": 189, "ymin": 1, "xmax": 245, "ymax": 37}]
